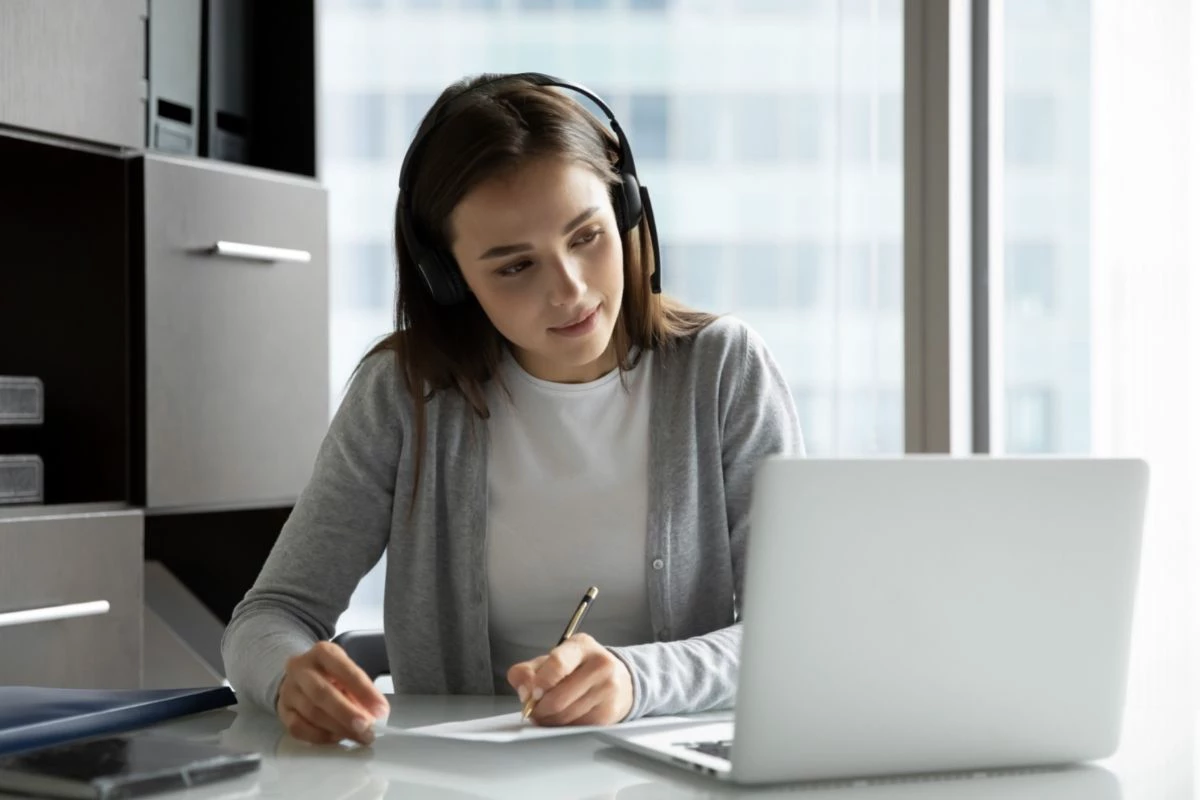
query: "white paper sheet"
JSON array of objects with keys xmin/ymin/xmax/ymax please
[{"xmin": 376, "ymin": 710, "xmax": 730, "ymax": 743}]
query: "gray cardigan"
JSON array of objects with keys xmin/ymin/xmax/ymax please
[{"xmin": 221, "ymin": 316, "xmax": 804, "ymax": 720}]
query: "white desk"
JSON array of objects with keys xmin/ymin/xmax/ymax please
[{"xmin": 6, "ymin": 695, "xmax": 1190, "ymax": 800}]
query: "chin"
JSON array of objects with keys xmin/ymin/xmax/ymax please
[{"xmin": 542, "ymin": 319, "xmax": 616, "ymax": 366}]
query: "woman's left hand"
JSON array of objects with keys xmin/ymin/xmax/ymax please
[{"xmin": 506, "ymin": 633, "xmax": 634, "ymax": 726}]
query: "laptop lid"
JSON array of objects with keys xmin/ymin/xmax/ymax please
[{"xmin": 730, "ymin": 457, "xmax": 1148, "ymax": 785}]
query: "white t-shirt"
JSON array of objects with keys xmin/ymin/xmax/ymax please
[{"xmin": 486, "ymin": 351, "xmax": 655, "ymax": 689}]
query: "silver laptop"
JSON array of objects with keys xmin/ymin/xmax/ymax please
[{"xmin": 599, "ymin": 456, "xmax": 1149, "ymax": 785}]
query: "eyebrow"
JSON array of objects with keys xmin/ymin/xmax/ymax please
[{"xmin": 477, "ymin": 206, "xmax": 600, "ymax": 260}]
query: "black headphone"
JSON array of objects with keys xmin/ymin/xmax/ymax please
[{"xmin": 396, "ymin": 72, "xmax": 662, "ymax": 306}]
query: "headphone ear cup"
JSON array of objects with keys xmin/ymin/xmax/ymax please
[
  {"xmin": 413, "ymin": 244, "xmax": 468, "ymax": 305},
  {"xmin": 434, "ymin": 251, "xmax": 469, "ymax": 304},
  {"xmin": 612, "ymin": 173, "xmax": 644, "ymax": 232}
]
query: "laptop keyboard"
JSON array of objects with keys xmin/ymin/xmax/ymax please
[{"xmin": 679, "ymin": 739, "xmax": 733, "ymax": 761}]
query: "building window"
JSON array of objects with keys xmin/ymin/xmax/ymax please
[
  {"xmin": 739, "ymin": 244, "xmax": 788, "ymax": 309},
  {"xmin": 843, "ymin": 387, "xmax": 903, "ymax": 453},
  {"xmin": 629, "ymin": 93, "xmax": 669, "ymax": 161},
  {"xmin": 326, "ymin": 92, "xmax": 387, "ymax": 159},
  {"xmin": 1006, "ymin": 386, "xmax": 1056, "ymax": 453},
  {"xmin": 795, "ymin": 242, "xmax": 822, "ymax": 309},
  {"xmin": 672, "ymin": 94, "xmax": 718, "ymax": 162},
  {"xmin": 878, "ymin": 240, "xmax": 902, "ymax": 311},
  {"xmin": 793, "ymin": 93, "xmax": 823, "ymax": 162},
  {"xmin": 733, "ymin": 94, "xmax": 782, "ymax": 162},
  {"xmin": 1006, "ymin": 94, "xmax": 1057, "ymax": 166},
  {"xmin": 1006, "ymin": 241, "xmax": 1056, "ymax": 314},
  {"xmin": 663, "ymin": 243, "xmax": 724, "ymax": 311},
  {"xmin": 336, "ymin": 242, "xmax": 394, "ymax": 311},
  {"xmin": 843, "ymin": 94, "xmax": 873, "ymax": 164},
  {"xmin": 402, "ymin": 92, "xmax": 439, "ymax": 138},
  {"xmin": 879, "ymin": 92, "xmax": 902, "ymax": 165}
]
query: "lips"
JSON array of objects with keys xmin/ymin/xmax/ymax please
[{"xmin": 551, "ymin": 305, "xmax": 599, "ymax": 331}]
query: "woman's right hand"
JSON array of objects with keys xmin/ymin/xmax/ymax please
[{"xmin": 276, "ymin": 641, "xmax": 390, "ymax": 745}]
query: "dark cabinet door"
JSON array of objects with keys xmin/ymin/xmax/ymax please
[{"xmin": 0, "ymin": 134, "xmax": 132, "ymax": 506}]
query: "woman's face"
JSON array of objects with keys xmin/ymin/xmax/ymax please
[{"xmin": 449, "ymin": 157, "xmax": 624, "ymax": 384}]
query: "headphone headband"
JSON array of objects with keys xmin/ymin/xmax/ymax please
[{"xmin": 396, "ymin": 72, "xmax": 661, "ymax": 305}]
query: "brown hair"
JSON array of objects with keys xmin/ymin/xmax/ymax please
[{"xmin": 361, "ymin": 74, "xmax": 715, "ymax": 493}]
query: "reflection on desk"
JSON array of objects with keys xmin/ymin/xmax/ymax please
[{"xmin": 0, "ymin": 695, "xmax": 1156, "ymax": 799}]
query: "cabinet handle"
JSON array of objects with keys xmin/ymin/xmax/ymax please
[
  {"xmin": 0, "ymin": 600, "xmax": 111, "ymax": 629},
  {"xmin": 206, "ymin": 241, "xmax": 312, "ymax": 264}
]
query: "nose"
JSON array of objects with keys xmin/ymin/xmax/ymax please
[{"xmin": 547, "ymin": 254, "xmax": 586, "ymax": 306}]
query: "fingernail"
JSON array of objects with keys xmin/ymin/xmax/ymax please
[
  {"xmin": 360, "ymin": 729, "xmax": 376, "ymax": 745},
  {"xmin": 517, "ymin": 685, "xmax": 529, "ymax": 703},
  {"xmin": 353, "ymin": 717, "xmax": 370, "ymax": 734},
  {"xmin": 532, "ymin": 687, "xmax": 544, "ymax": 701}
]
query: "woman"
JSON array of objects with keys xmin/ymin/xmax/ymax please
[{"xmin": 222, "ymin": 72, "xmax": 804, "ymax": 746}]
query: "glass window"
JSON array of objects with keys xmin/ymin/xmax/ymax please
[
  {"xmin": 1005, "ymin": 386, "xmax": 1056, "ymax": 453},
  {"xmin": 732, "ymin": 94, "xmax": 782, "ymax": 161},
  {"xmin": 878, "ymin": 239, "xmax": 902, "ymax": 311},
  {"xmin": 629, "ymin": 93, "xmax": 669, "ymax": 161},
  {"xmin": 791, "ymin": 385, "xmax": 832, "ymax": 455},
  {"xmin": 629, "ymin": 0, "xmax": 667, "ymax": 10},
  {"xmin": 793, "ymin": 93, "xmax": 823, "ymax": 162},
  {"xmin": 663, "ymin": 243, "xmax": 724, "ymax": 311},
  {"xmin": 843, "ymin": 243, "xmax": 874, "ymax": 310},
  {"xmin": 794, "ymin": 242, "xmax": 822, "ymax": 309},
  {"xmin": 325, "ymin": 92, "xmax": 387, "ymax": 159},
  {"xmin": 997, "ymin": 3, "xmax": 1088, "ymax": 462},
  {"xmin": 878, "ymin": 92, "xmax": 901, "ymax": 165},
  {"xmin": 672, "ymin": 94, "xmax": 718, "ymax": 162},
  {"xmin": 737, "ymin": 243, "xmax": 788, "ymax": 309},
  {"xmin": 1005, "ymin": 94, "xmax": 1056, "ymax": 166},
  {"xmin": 843, "ymin": 94, "xmax": 873, "ymax": 164},
  {"xmin": 1006, "ymin": 241, "xmax": 1056, "ymax": 314},
  {"xmin": 841, "ymin": 387, "xmax": 903, "ymax": 453},
  {"xmin": 334, "ymin": 242, "xmax": 394, "ymax": 311},
  {"xmin": 841, "ymin": 240, "xmax": 903, "ymax": 312},
  {"xmin": 402, "ymin": 92, "xmax": 439, "ymax": 137}
]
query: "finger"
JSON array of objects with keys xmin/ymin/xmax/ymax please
[
  {"xmin": 293, "ymin": 688, "xmax": 372, "ymax": 744},
  {"xmin": 294, "ymin": 668, "xmax": 378, "ymax": 738},
  {"xmin": 536, "ymin": 682, "xmax": 607, "ymax": 727},
  {"xmin": 531, "ymin": 655, "xmax": 606, "ymax": 718},
  {"xmin": 507, "ymin": 656, "xmax": 548, "ymax": 701},
  {"xmin": 571, "ymin": 699, "xmax": 619, "ymax": 727},
  {"xmin": 312, "ymin": 642, "xmax": 390, "ymax": 716},
  {"xmin": 531, "ymin": 636, "xmax": 591, "ymax": 695},
  {"xmin": 280, "ymin": 705, "xmax": 340, "ymax": 745},
  {"xmin": 290, "ymin": 687, "xmax": 364, "ymax": 743},
  {"xmin": 304, "ymin": 698, "xmax": 375, "ymax": 745}
]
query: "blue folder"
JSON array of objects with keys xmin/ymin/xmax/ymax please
[{"xmin": 0, "ymin": 686, "xmax": 237, "ymax": 757}]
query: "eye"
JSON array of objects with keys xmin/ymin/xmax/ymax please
[
  {"xmin": 497, "ymin": 260, "xmax": 532, "ymax": 277},
  {"xmin": 572, "ymin": 228, "xmax": 603, "ymax": 248}
]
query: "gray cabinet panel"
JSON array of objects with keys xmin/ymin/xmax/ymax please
[
  {"xmin": 143, "ymin": 156, "xmax": 329, "ymax": 511},
  {"xmin": 0, "ymin": 0, "xmax": 145, "ymax": 149},
  {"xmin": 0, "ymin": 505, "xmax": 143, "ymax": 689}
]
